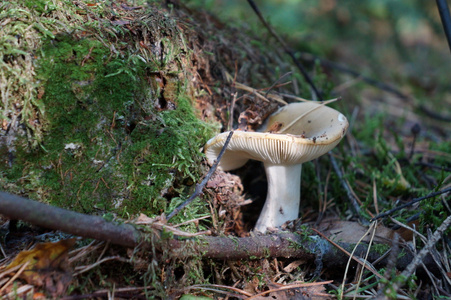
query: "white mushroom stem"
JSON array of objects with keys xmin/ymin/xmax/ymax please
[{"xmin": 254, "ymin": 163, "xmax": 302, "ymax": 233}]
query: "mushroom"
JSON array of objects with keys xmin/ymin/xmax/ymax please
[{"xmin": 205, "ymin": 101, "xmax": 349, "ymax": 233}]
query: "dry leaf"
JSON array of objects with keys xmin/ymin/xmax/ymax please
[
  {"xmin": 5, "ymin": 238, "xmax": 76, "ymax": 297},
  {"xmin": 136, "ymin": 213, "xmax": 158, "ymax": 224},
  {"xmin": 317, "ymin": 220, "xmax": 402, "ymax": 244},
  {"xmin": 283, "ymin": 260, "xmax": 305, "ymax": 273}
]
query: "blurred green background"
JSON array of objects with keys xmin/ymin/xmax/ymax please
[{"xmin": 187, "ymin": 0, "xmax": 450, "ymax": 110}]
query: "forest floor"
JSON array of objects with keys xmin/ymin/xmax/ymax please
[{"xmin": 0, "ymin": 0, "xmax": 450, "ymax": 299}]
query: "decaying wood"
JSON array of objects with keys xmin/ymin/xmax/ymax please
[{"xmin": 0, "ymin": 192, "xmax": 441, "ymax": 276}]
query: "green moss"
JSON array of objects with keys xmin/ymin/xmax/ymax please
[
  {"xmin": 287, "ymin": 236, "xmax": 307, "ymax": 251},
  {"xmin": 372, "ymin": 243, "xmax": 390, "ymax": 255},
  {"xmin": 23, "ymin": 0, "xmax": 59, "ymax": 14},
  {"xmin": 3, "ymin": 33, "xmax": 214, "ymax": 218},
  {"xmin": 397, "ymin": 248, "xmax": 407, "ymax": 259}
]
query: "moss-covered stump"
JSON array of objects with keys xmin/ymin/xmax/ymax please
[{"xmin": 0, "ymin": 1, "xmax": 223, "ymax": 221}]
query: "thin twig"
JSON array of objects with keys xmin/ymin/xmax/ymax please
[
  {"xmin": 264, "ymin": 71, "xmax": 292, "ymax": 98},
  {"xmin": 228, "ymin": 91, "xmax": 237, "ymax": 131},
  {"xmin": 246, "ymin": 0, "xmax": 322, "ymax": 100},
  {"xmin": 74, "ymin": 256, "xmax": 128, "ymax": 276},
  {"xmin": 185, "ymin": 284, "xmax": 252, "ymax": 298},
  {"xmin": 436, "ymin": 0, "xmax": 451, "ymax": 53},
  {"xmin": 340, "ymin": 222, "xmax": 378, "ymax": 300},
  {"xmin": 298, "ymin": 52, "xmax": 411, "ymax": 102},
  {"xmin": 298, "ymin": 54, "xmax": 451, "ymax": 122},
  {"xmin": 353, "ymin": 221, "xmax": 378, "ymax": 300},
  {"xmin": 227, "ymin": 63, "xmax": 239, "ymax": 131},
  {"xmin": 166, "ymin": 131, "xmax": 234, "ymax": 220},
  {"xmin": 60, "ymin": 286, "xmax": 153, "ymax": 300},
  {"xmin": 389, "ymin": 217, "xmax": 427, "ymax": 243},
  {"xmin": 371, "ymin": 187, "xmax": 451, "ymax": 221},
  {"xmin": 311, "ymin": 228, "xmax": 382, "ymax": 279},
  {"xmin": 387, "ymin": 215, "xmax": 451, "ymax": 295},
  {"xmin": 247, "ymin": 281, "xmax": 333, "ymax": 300},
  {"xmin": 172, "ymin": 215, "xmax": 211, "ymax": 228},
  {"xmin": 233, "ymin": 81, "xmax": 288, "ymax": 105},
  {"xmin": 415, "ymin": 161, "xmax": 451, "ymax": 172},
  {"xmin": 375, "ymin": 234, "xmax": 400, "ymax": 299},
  {"xmin": 0, "ymin": 262, "xmax": 30, "ymax": 294},
  {"xmin": 330, "ymin": 154, "xmax": 369, "ymax": 224}
]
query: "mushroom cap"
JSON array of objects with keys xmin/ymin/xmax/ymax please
[{"xmin": 205, "ymin": 101, "xmax": 349, "ymax": 171}]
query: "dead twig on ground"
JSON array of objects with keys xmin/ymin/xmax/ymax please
[
  {"xmin": 166, "ymin": 131, "xmax": 234, "ymax": 220},
  {"xmin": 183, "ymin": 284, "xmax": 252, "ymax": 299},
  {"xmin": 311, "ymin": 228, "xmax": 382, "ymax": 279},
  {"xmin": 0, "ymin": 192, "xmax": 138, "ymax": 248},
  {"xmin": 371, "ymin": 186, "xmax": 451, "ymax": 221},
  {"xmin": 384, "ymin": 215, "xmax": 451, "ymax": 295},
  {"xmin": 247, "ymin": 280, "xmax": 333, "ymax": 299},
  {"xmin": 375, "ymin": 233, "xmax": 400, "ymax": 299},
  {"xmin": 330, "ymin": 154, "xmax": 370, "ymax": 225},
  {"xmin": 0, "ymin": 192, "xmax": 442, "ymax": 276},
  {"xmin": 60, "ymin": 286, "xmax": 152, "ymax": 300}
]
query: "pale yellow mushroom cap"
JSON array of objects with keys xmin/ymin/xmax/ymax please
[{"xmin": 205, "ymin": 101, "xmax": 349, "ymax": 170}]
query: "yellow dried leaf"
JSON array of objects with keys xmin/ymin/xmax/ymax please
[{"xmin": 5, "ymin": 238, "xmax": 76, "ymax": 296}]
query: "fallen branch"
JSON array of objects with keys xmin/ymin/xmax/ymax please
[
  {"xmin": 0, "ymin": 191, "xmax": 138, "ymax": 248},
  {"xmin": 0, "ymin": 192, "xmax": 440, "ymax": 276}
]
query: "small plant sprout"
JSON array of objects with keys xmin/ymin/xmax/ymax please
[{"xmin": 205, "ymin": 100, "xmax": 349, "ymax": 233}]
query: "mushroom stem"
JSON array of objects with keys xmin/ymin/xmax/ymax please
[{"xmin": 254, "ymin": 163, "xmax": 302, "ymax": 233}]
